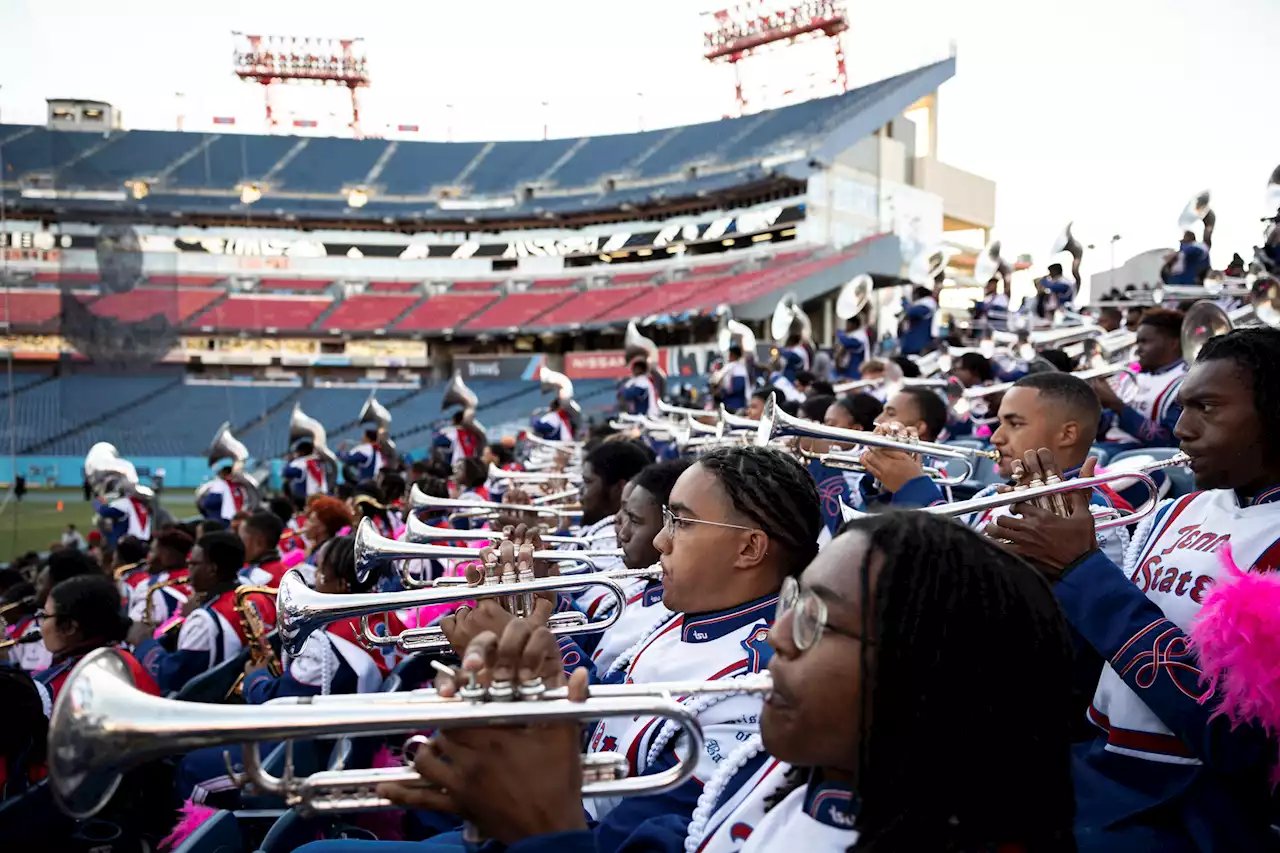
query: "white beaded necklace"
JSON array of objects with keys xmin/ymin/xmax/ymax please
[
  {"xmin": 683, "ymin": 733, "xmax": 767, "ymax": 853},
  {"xmin": 645, "ymin": 672, "xmax": 766, "ymax": 770},
  {"xmin": 603, "ymin": 609, "xmax": 681, "ymax": 679}
]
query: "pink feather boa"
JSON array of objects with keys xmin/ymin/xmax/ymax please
[
  {"xmin": 1191, "ymin": 543, "xmax": 1280, "ymax": 781},
  {"xmin": 158, "ymin": 800, "xmax": 219, "ymax": 850}
]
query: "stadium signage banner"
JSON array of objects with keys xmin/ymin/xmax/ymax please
[
  {"xmin": 454, "ymin": 353, "xmax": 546, "ymax": 382},
  {"xmin": 563, "ymin": 349, "xmax": 669, "ymax": 380}
]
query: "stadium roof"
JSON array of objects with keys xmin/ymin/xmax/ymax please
[{"xmin": 0, "ymin": 58, "xmax": 955, "ymax": 229}]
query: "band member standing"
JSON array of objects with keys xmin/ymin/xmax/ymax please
[
  {"xmin": 95, "ymin": 487, "xmax": 152, "ymax": 544},
  {"xmin": 1160, "ymin": 230, "xmax": 1211, "ymax": 286},
  {"xmin": 341, "ymin": 424, "xmax": 387, "ymax": 482},
  {"xmin": 134, "ymin": 532, "xmax": 276, "ymax": 695},
  {"xmin": 237, "ymin": 511, "xmax": 288, "ymax": 587},
  {"xmin": 990, "ymin": 327, "xmax": 1280, "ymax": 852},
  {"xmin": 197, "ymin": 459, "xmax": 246, "ymax": 521},
  {"xmin": 834, "ymin": 315, "xmax": 870, "ymax": 380},
  {"xmin": 282, "ymin": 437, "xmax": 328, "ymax": 505},
  {"xmin": 898, "ymin": 286, "xmax": 937, "ymax": 356},
  {"xmin": 619, "ymin": 357, "xmax": 659, "ymax": 418},
  {"xmin": 716, "ymin": 343, "xmax": 752, "ymax": 413},
  {"xmin": 1037, "ymin": 262, "xmax": 1078, "ymax": 314},
  {"xmin": 1095, "ymin": 307, "xmax": 1186, "ymax": 450},
  {"xmin": 530, "ymin": 398, "xmax": 575, "ymax": 442},
  {"xmin": 433, "ymin": 410, "xmax": 485, "ymax": 464}
]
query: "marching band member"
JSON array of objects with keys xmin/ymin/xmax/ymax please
[
  {"xmin": 34, "ymin": 575, "xmax": 159, "ymax": 710},
  {"xmin": 300, "ymin": 496, "xmax": 356, "ymax": 585},
  {"xmin": 868, "ymin": 373, "xmax": 1131, "ymax": 566},
  {"xmin": 434, "ymin": 410, "xmax": 485, "ymax": 465},
  {"xmin": 1037, "ymin": 262, "xmax": 1078, "ymax": 313},
  {"xmin": 342, "ymin": 424, "xmax": 388, "ymax": 482},
  {"xmin": 801, "ymin": 394, "xmax": 883, "ymax": 537},
  {"xmin": 974, "ymin": 275, "xmax": 1010, "ymax": 331},
  {"xmin": 352, "ymin": 480, "xmax": 398, "ymax": 538},
  {"xmin": 898, "ymin": 285, "xmax": 937, "ymax": 356},
  {"xmin": 95, "ymin": 487, "xmax": 152, "ymax": 544},
  {"xmin": 716, "ymin": 343, "xmax": 751, "ymax": 413},
  {"xmin": 482, "ymin": 440, "xmax": 520, "ymax": 502},
  {"xmin": 988, "ymin": 327, "xmax": 1280, "ymax": 853},
  {"xmin": 110, "ymin": 534, "xmax": 151, "ymax": 599},
  {"xmin": 237, "ymin": 510, "xmax": 289, "ymax": 586},
  {"xmin": 360, "ymin": 512, "xmax": 1075, "ymax": 853},
  {"xmin": 197, "ymin": 459, "xmax": 247, "ymax": 521},
  {"xmin": 531, "ymin": 398, "xmax": 575, "ymax": 442},
  {"xmin": 133, "ymin": 532, "xmax": 276, "ymax": 695},
  {"xmin": 1096, "ymin": 308, "xmax": 1187, "ymax": 450},
  {"xmin": 1097, "ymin": 306, "xmax": 1124, "ymax": 333},
  {"xmin": 1, "ymin": 582, "xmax": 48, "ymax": 673},
  {"xmin": 282, "ymin": 437, "xmax": 329, "ymax": 505},
  {"xmin": 834, "ymin": 315, "xmax": 869, "ymax": 380},
  {"xmin": 948, "ymin": 352, "xmax": 997, "ymax": 438},
  {"xmin": 0, "ymin": 668, "xmax": 48, "ymax": 801},
  {"xmin": 1161, "ymin": 230, "xmax": 1211, "ymax": 286},
  {"xmin": 123, "ymin": 528, "xmax": 194, "ymax": 631},
  {"xmin": 619, "ymin": 357, "xmax": 659, "ymax": 418}
]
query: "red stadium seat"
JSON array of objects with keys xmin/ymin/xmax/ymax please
[
  {"xmin": 366, "ymin": 280, "xmax": 420, "ymax": 293},
  {"xmin": 0, "ymin": 289, "xmax": 61, "ymax": 328},
  {"xmin": 320, "ymin": 295, "xmax": 420, "ymax": 331},
  {"xmin": 190, "ymin": 296, "xmax": 331, "ymax": 331},
  {"xmin": 463, "ymin": 290, "xmax": 577, "ymax": 331},
  {"xmin": 529, "ymin": 277, "xmax": 580, "ymax": 289},
  {"xmin": 394, "ymin": 293, "xmax": 500, "ymax": 332},
  {"xmin": 256, "ymin": 278, "xmax": 332, "ymax": 292},
  {"xmin": 145, "ymin": 275, "xmax": 224, "ymax": 287},
  {"xmin": 449, "ymin": 280, "xmax": 501, "ymax": 292},
  {"xmin": 87, "ymin": 288, "xmax": 224, "ymax": 324},
  {"xmin": 32, "ymin": 272, "xmax": 98, "ymax": 285},
  {"xmin": 531, "ymin": 284, "xmax": 651, "ymax": 328},
  {"xmin": 608, "ymin": 270, "xmax": 660, "ymax": 285}
]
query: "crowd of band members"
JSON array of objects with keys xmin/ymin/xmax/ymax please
[{"xmin": 3, "ymin": 302, "xmax": 1280, "ymax": 851}]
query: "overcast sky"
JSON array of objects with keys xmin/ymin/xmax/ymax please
[{"xmin": 1, "ymin": 0, "xmax": 1276, "ymax": 278}]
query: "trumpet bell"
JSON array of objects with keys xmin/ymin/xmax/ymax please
[
  {"xmin": 1181, "ymin": 299, "xmax": 1232, "ymax": 363},
  {"xmin": 835, "ymin": 274, "xmax": 873, "ymax": 320},
  {"xmin": 770, "ymin": 292, "xmax": 811, "ymax": 344},
  {"xmin": 907, "ymin": 244, "xmax": 956, "ymax": 287}
]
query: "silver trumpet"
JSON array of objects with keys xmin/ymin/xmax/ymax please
[
  {"xmin": 353, "ymin": 518, "xmax": 621, "ymax": 585},
  {"xmin": 793, "ymin": 446, "xmax": 966, "ymax": 486},
  {"xmin": 843, "ymin": 452, "xmax": 1189, "ymax": 532},
  {"xmin": 49, "ymin": 647, "xmax": 771, "ymax": 819},
  {"xmin": 488, "ymin": 464, "xmax": 583, "ymax": 484},
  {"xmin": 404, "ymin": 512, "xmax": 591, "ymax": 548},
  {"xmin": 755, "ymin": 394, "xmax": 999, "ymax": 464},
  {"xmin": 409, "ymin": 484, "xmax": 582, "ymax": 520}
]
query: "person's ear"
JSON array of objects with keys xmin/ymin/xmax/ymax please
[
  {"xmin": 1059, "ymin": 419, "xmax": 1080, "ymax": 451},
  {"xmin": 735, "ymin": 529, "xmax": 770, "ymax": 569}
]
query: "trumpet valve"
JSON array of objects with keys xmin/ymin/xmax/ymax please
[
  {"xmin": 583, "ymin": 753, "xmax": 631, "ymax": 784},
  {"xmin": 518, "ymin": 677, "xmax": 546, "ymax": 699},
  {"xmin": 459, "ymin": 670, "xmax": 485, "ymax": 702},
  {"xmin": 488, "ymin": 680, "xmax": 515, "ymax": 701},
  {"xmin": 1042, "ymin": 473, "xmax": 1070, "ymax": 516}
]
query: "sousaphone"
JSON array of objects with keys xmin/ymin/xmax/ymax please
[
  {"xmin": 770, "ymin": 293, "xmax": 812, "ymax": 344},
  {"xmin": 1177, "ymin": 189, "xmax": 1216, "ymax": 246},
  {"xmin": 1181, "ymin": 300, "xmax": 1231, "ymax": 364},
  {"xmin": 539, "ymin": 365, "xmax": 581, "ymax": 430},
  {"xmin": 907, "ymin": 244, "xmax": 956, "ymax": 287},
  {"xmin": 197, "ymin": 422, "xmax": 262, "ymax": 512},
  {"xmin": 288, "ymin": 404, "xmax": 340, "ymax": 485},
  {"xmin": 974, "ymin": 238, "xmax": 1008, "ymax": 287},
  {"xmin": 356, "ymin": 393, "xmax": 398, "ymax": 472},
  {"xmin": 1049, "ymin": 222, "xmax": 1085, "ymax": 266},
  {"xmin": 624, "ymin": 320, "xmax": 666, "ymax": 398}
]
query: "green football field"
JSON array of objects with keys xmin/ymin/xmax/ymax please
[{"xmin": 0, "ymin": 489, "xmax": 198, "ymax": 563}]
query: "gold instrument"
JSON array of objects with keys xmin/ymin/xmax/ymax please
[
  {"xmin": 49, "ymin": 647, "xmax": 772, "ymax": 819},
  {"xmin": 141, "ymin": 576, "xmax": 191, "ymax": 631},
  {"xmin": 228, "ymin": 585, "xmax": 282, "ymax": 699},
  {"xmin": 112, "ymin": 560, "xmax": 145, "ymax": 582},
  {"xmin": 0, "ymin": 632, "xmax": 43, "ymax": 652}
]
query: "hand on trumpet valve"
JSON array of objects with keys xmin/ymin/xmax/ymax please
[
  {"xmin": 438, "ymin": 541, "xmax": 557, "ymax": 654},
  {"xmin": 984, "ymin": 450, "xmax": 1100, "ymax": 576},
  {"xmin": 379, "ymin": 623, "xmax": 589, "ymax": 843},
  {"xmin": 859, "ymin": 422, "xmax": 926, "ymax": 494}
]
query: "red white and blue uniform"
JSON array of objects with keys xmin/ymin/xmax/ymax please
[
  {"xmin": 433, "ymin": 425, "xmax": 482, "ymax": 465},
  {"xmin": 7, "ymin": 615, "xmax": 50, "ymax": 673},
  {"xmin": 239, "ymin": 549, "xmax": 290, "ymax": 587},
  {"xmin": 1102, "ymin": 360, "xmax": 1186, "ymax": 449},
  {"xmin": 564, "ymin": 573, "xmax": 671, "ymax": 676},
  {"xmin": 197, "ymin": 477, "xmax": 247, "ymax": 521},
  {"xmin": 531, "ymin": 410, "xmax": 574, "ymax": 442},
  {"xmin": 834, "ymin": 328, "xmax": 869, "ymax": 379},
  {"xmin": 806, "ymin": 459, "xmax": 866, "ymax": 546},
  {"xmin": 134, "ymin": 587, "xmax": 276, "ymax": 695},
  {"xmin": 1060, "ymin": 488, "xmax": 1280, "ymax": 851},
  {"xmin": 717, "ymin": 360, "xmax": 750, "ymax": 412},
  {"xmin": 620, "ymin": 375, "xmax": 659, "ymax": 418},
  {"xmin": 125, "ymin": 569, "xmax": 191, "ymax": 627},
  {"xmin": 95, "ymin": 495, "xmax": 152, "ymax": 544},
  {"xmin": 341, "ymin": 441, "xmax": 386, "ymax": 481},
  {"xmin": 777, "ymin": 344, "xmax": 810, "ymax": 382},
  {"xmin": 282, "ymin": 455, "xmax": 328, "ymax": 502},
  {"xmin": 34, "ymin": 646, "xmax": 158, "ymax": 715},
  {"xmin": 558, "ymin": 516, "xmax": 629, "ymax": 621},
  {"xmin": 899, "ymin": 295, "xmax": 937, "ymax": 355}
]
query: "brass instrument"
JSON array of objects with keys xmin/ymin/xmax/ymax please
[
  {"xmin": 111, "ymin": 560, "xmax": 145, "ymax": 582},
  {"xmin": 197, "ymin": 423, "xmax": 263, "ymax": 512},
  {"xmin": 792, "ymin": 445, "xmax": 965, "ymax": 486},
  {"xmin": 141, "ymin": 576, "xmax": 191, "ymax": 631},
  {"xmin": 404, "ymin": 512, "xmax": 589, "ymax": 548},
  {"xmin": 486, "ymin": 464, "xmax": 582, "ymax": 485},
  {"xmin": 228, "ymin": 585, "xmax": 282, "ymax": 699},
  {"xmin": 409, "ymin": 483, "xmax": 582, "ymax": 525},
  {"xmin": 0, "ymin": 596, "xmax": 34, "ymax": 628},
  {"xmin": 49, "ymin": 647, "xmax": 771, "ymax": 819}
]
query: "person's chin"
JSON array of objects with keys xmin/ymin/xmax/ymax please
[{"xmin": 760, "ymin": 701, "xmax": 795, "ymax": 758}]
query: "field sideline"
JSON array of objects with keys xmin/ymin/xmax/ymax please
[{"xmin": 0, "ymin": 489, "xmax": 199, "ymax": 562}]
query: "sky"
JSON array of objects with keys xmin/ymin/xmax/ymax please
[{"xmin": 0, "ymin": 0, "xmax": 1276, "ymax": 281}]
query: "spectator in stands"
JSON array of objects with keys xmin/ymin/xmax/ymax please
[
  {"xmin": 59, "ymin": 524, "xmax": 86, "ymax": 552},
  {"xmin": 1096, "ymin": 307, "xmax": 1187, "ymax": 450},
  {"xmin": 1161, "ymin": 231, "xmax": 1211, "ymax": 285},
  {"xmin": 1097, "ymin": 306, "xmax": 1123, "ymax": 334},
  {"xmin": 899, "ymin": 286, "xmax": 938, "ymax": 355},
  {"xmin": 834, "ymin": 314, "xmax": 870, "ymax": 380},
  {"xmin": 238, "ymin": 511, "xmax": 287, "ymax": 587},
  {"xmin": 715, "ymin": 343, "xmax": 751, "ymax": 413},
  {"xmin": 619, "ymin": 357, "xmax": 658, "ymax": 418}
]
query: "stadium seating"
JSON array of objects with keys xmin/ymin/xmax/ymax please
[
  {"xmin": 12, "ymin": 373, "xmax": 181, "ymax": 452},
  {"xmin": 145, "ymin": 275, "xmax": 224, "ymax": 287},
  {"xmin": 82, "ymin": 288, "xmax": 224, "ymax": 324},
  {"xmin": 274, "ymin": 138, "xmax": 390, "ymax": 192},
  {"xmin": 531, "ymin": 284, "xmax": 651, "ymax": 328},
  {"xmin": 167, "ymin": 133, "xmax": 298, "ymax": 189},
  {"xmin": 0, "ymin": 290, "xmax": 61, "ymax": 328},
  {"xmin": 393, "ymin": 293, "xmax": 499, "ymax": 332},
  {"xmin": 466, "ymin": 139, "xmax": 579, "ymax": 195},
  {"xmin": 373, "ymin": 141, "xmax": 487, "ymax": 194},
  {"xmin": 319, "ymin": 294, "xmax": 420, "ymax": 332},
  {"xmin": 188, "ymin": 296, "xmax": 331, "ymax": 331},
  {"xmin": 0, "ymin": 125, "xmax": 105, "ymax": 175},
  {"xmin": 257, "ymin": 278, "xmax": 332, "ymax": 292},
  {"xmin": 448, "ymin": 281, "xmax": 501, "ymax": 292},
  {"xmin": 60, "ymin": 130, "xmax": 200, "ymax": 189},
  {"xmin": 463, "ymin": 290, "xmax": 577, "ymax": 331},
  {"xmin": 366, "ymin": 281, "xmax": 420, "ymax": 293}
]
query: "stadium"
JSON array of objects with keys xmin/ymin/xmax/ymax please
[{"xmin": 0, "ymin": 23, "xmax": 993, "ymax": 538}]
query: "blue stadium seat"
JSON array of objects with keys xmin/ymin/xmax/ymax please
[
  {"xmin": 274, "ymin": 138, "xmax": 391, "ymax": 193},
  {"xmin": 61, "ymin": 130, "xmax": 202, "ymax": 189},
  {"xmin": 375, "ymin": 141, "xmax": 485, "ymax": 194},
  {"xmin": 168, "ymin": 134, "xmax": 299, "ymax": 189}
]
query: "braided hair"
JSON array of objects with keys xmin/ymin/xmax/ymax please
[
  {"xmin": 1197, "ymin": 326, "xmax": 1280, "ymax": 461},
  {"xmin": 768, "ymin": 512, "xmax": 1075, "ymax": 852},
  {"xmin": 694, "ymin": 445, "xmax": 821, "ymax": 578},
  {"xmin": 319, "ymin": 535, "xmax": 373, "ymax": 594}
]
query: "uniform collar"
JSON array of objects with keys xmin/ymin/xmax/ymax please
[
  {"xmin": 1146, "ymin": 359, "xmax": 1186, "ymax": 376},
  {"xmin": 251, "ymin": 549, "xmax": 282, "ymax": 567},
  {"xmin": 1242, "ymin": 485, "xmax": 1280, "ymax": 507},
  {"xmin": 803, "ymin": 773, "xmax": 856, "ymax": 829},
  {"xmin": 680, "ymin": 592, "xmax": 777, "ymax": 643},
  {"xmin": 642, "ymin": 581, "xmax": 665, "ymax": 607}
]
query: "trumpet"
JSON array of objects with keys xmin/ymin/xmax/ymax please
[
  {"xmin": 354, "ymin": 518, "xmax": 620, "ymax": 585},
  {"xmin": 793, "ymin": 446, "xmax": 966, "ymax": 486},
  {"xmin": 755, "ymin": 395, "xmax": 1000, "ymax": 463},
  {"xmin": 49, "ymin": 647, "xmax": 772, "ymax": 819},
  {"xmin": 487, "ymin": 464, "xmax": 582, "ymax": 485},
  {"xmin": 409, "ymin": 484, "xmax": 582, "ymax": 522},
  {"xmin": 404, "ymin": 512, "xmax": 591, "ymax": 548}
]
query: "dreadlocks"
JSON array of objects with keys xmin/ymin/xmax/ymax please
[
  {"xmin": 1197, "ymin": 326, "xmax": 1280, "ymax": 460},
  {"xmin": 695, "ymin": 445, "xmax": 821, "ymax": 577}
]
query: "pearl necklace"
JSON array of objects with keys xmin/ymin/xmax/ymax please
[
  {"xmin": 683, "ymin": 734, "xmax": 767, "ymax": 853},
  {"xmin": 645, "ymin": 672, "xmax": 765, "ymax": 770},
  {"xmin": 603, "ymin": 608, "xmax": 680, "ymax": 679}
]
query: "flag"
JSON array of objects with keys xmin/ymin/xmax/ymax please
[
  {"xmin": 212, "ymin": 116, "xmax": 236, "ymax": 125},
  {"xmin": 293, "ymin": 119, "xmax": 317, "ymax": 128}
]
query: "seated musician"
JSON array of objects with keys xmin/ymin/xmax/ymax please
[
  {"xmin": 834, "ymin": 314, "xmax": 870, "ymax": 380},
  {"xmin": 340, "ymin": 512, "xmax": 1075, "ymax": 853},
  {"xmin": 1097, "ymin": 305, "xmax": 1123, "ymax": 333},
  {"xmin": 134, "ymin": 532, "xmax": 276, "ymax": 695},
  {"xmin": 383, "ymin": 446, "xmax": 818, "ymax": 853},
  {"xmin": 865, "ymin": 372, "xmax": 1130, "ymax": 565},
  {"xmin": 1094, "ymin": 307, "xmax": 1186, "ymax": 450},
  {"xmin": 947, "ymin": 351, "xmax": 997, "ymax": 438},
  {"xmin": 342, "ymin": 423, "xmax": 388, "ymax": 481},
  {"xmin": 989, "ymin": 327, "xmax": 1280, "ymax": 853},
  {"xmin": 282, "ymin": 437, "xmax": 329, "ymax": 505},
  {"xmin": 109, "ymin": 534, "xmax": 151, "ymax": 598},
  {"xmin": 564, "ymin": 458, "xmax": 690, "ymax": 673},
  {"xmin": 352, "ymin": 479, "xmax": 398, "ymax": 538},
  {"xmin": 34, "ymin": 574, "xmax": 159, "ymax": 709},
  {"xmin": 237, "ymin": 510, "xmax": 288, "ymax": 586},
  {"xmin": 744, "ymin": 386, "xmax": 779, "ymax": 421},
  {"xmin": 716, "ymin": 343, "xmax": 751, "ymax": 413},
  {"xmin": 482, "ymin": 440, "xmax": 519, "ymax": 502},
  {"xmin": 0, "ymin": 668, "xmax": 48, "ymax": 800},
  {"xmin": 619, "ymin": 357, "xmax": 658, "ymax": 418},
  {"xmin": 531, "ymin": 398, "xmax": 576, "ymax": 442},
  {"xmin": 197, "ymin": 459, "xmax": 246, "ymax": 522},
  {"xmin": 0, "ymin": 582, "xmax": 47, "ymax": 673},
  {"xmin": 123, "ymin": 528, "xmax": 194, "ymax": 631},
  {"xmin": 301, "ymin": 496, "xmax": 356, "ymax": 585}
]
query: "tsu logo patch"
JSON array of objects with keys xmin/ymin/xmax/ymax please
[
  {"xmin": 730, "ymin": 822, "xmax": 754, "ymax": 842},
  {"xmin": 741, "ymin": 624, "xmax": 773, "ymax": 670}
]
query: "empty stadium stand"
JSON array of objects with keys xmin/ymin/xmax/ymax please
[
  {"xmin": 319, "ymin": 294, "xmax": 421, "ymax": 332},
  {"xmin": 463, "ymin": 289, "xmax": 577, "ymax": 331},
  {"xmin": 13, "ymin": 373, "xmax": 183, "ymax": 453},
  {"xmin": 188, "ymin": 295, "xmax": 332, "ymax": 331},
  {"xmin": 82, "ymin": 288, "xmax": 224, "ymax": 324},
  {"xmin": 0, "ymin": 58, "xmax": 955, "ymax": 223},
  {"xmin": 0, "ymin": 290, "xmax": 61, "ymax": 328},
  {"xmin": 393, "ymin": 293, "xmax": 499, "ymax": 332}
]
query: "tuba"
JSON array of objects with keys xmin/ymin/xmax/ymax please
[
  {"xmin": 907, "ymin": 243, "xmax": 956, "ymax": 287},
  {"xmin": 289, "ymin": 404, "xmax": 340, "ymax": 486},
  {"xmin": 197, "ymin": 422, "xmax": 262, "ymax": 512},
  {"xmin": 624, "ymin": 320, "xmax": 666, "ymax": 398},
  {"xmin": 1177, "ymin": 189, "xmax": 1216, "ymax": 246},
  {"xmin": 770, "ymin": 293, "xmax": 811, "ymax": 345},
  {"xmin": 538, "ymin": 365, "xmax": 581, "ymax": 431},
  {"xmin": 356, "ymin": 393, "xmax": 399, "ymax": 472},
  {"xmin": 973, "ymin": 238, "xmax": 1008, "ymax": 288},
  {"xmin": 441, "ymin": 371, "xmax": 479, "ymax": 414}
]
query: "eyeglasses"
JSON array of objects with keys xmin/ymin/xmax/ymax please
[
  {"xmin": 776, "ymin": 576, "xmax": 862, "ymax": 652},
  {"xmin": 661, "ymin": 506, "xmax": 757, "ymax": 538},
  {"xmin": 34, "ymin": 609, "xmax": 49, "ymax": 621}
]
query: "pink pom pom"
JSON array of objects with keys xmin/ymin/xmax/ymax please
[
  {"xmin": 281, "ymin": 548, "xmax": 307, "ymax": 568},
  {"xmin": 1191, "ymin": 542, "xmax": 1280, "ymax": 780},
  {"xmin": 973, "ymin": 423, "xmax": 992, "ymax": 439},
  {"xmin": 371, "ymin": 745, "xmax": 399, "ymax": 769},
  {"xmin": 158, "ymin": 800, "xmax": 219, "ymax": 851}
]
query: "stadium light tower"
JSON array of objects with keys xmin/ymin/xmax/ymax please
[
  {"xmin": 232, "ymin": 33, "xmax": 371, "ymax": 137},
  {"xmin": 703, "ymin": 0, "xmax": 849, "ymax": 116}
]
